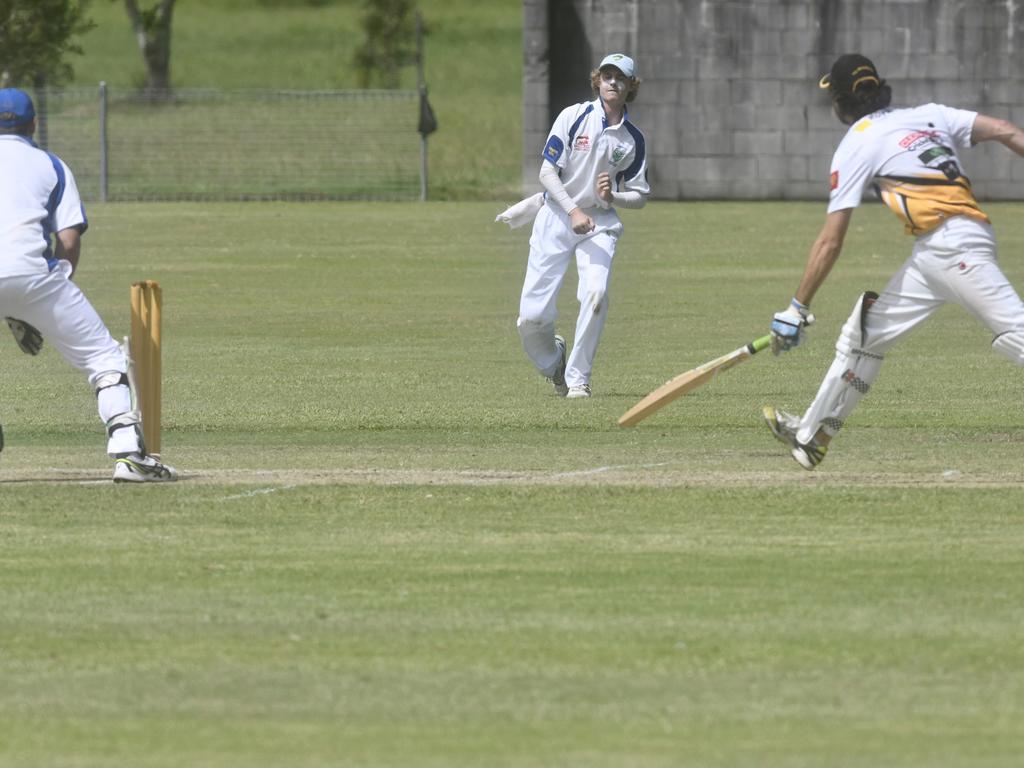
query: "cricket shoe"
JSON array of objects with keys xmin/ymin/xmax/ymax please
[
  {"xmin": 551, "ymin": 335, "xmax": 568, "ymax": 397},
  {"xmin": 761, "ymin": 405, "xmax": 801, "ymax": 448},
  {"xmin": 566, "ymin": 384, "xmax": 592, "ymax": 399},
  {"xmin": 762, "ymin": 405, "xmax": 826, "ymax": 470},
  {"xmin": 791, "ymin": 440, "xmax": 827, "ymax": 471},
  {"xmin": 113, "ymin": 453, "xmax": 178, "ymax": 483}
]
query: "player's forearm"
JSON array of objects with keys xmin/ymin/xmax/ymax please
[
  {"xmin": 539, "ymin": 161, "xmax": 577, "ymax": 215},
  {"xmin": 972, "ymin": 115, "xmax": 1024, "ymax": 157},
  {"xmin": 794, "ymin": 210, "xmax": 851, "ymax": 306},
  {"xmin": 54, "ymin": 227, "xmax": 81, "ymax": 274},
  {"xmin": 610, "ymin": 189, "xmax": 647, "ymax": 209},
  {"xmin": 795, "ymin": 234, "xmax": 843, "ymax": 306}
]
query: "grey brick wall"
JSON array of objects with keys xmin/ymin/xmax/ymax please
[{"xmin": 523, "ymin": 0, "xmax": 1024, "ymax": 200}]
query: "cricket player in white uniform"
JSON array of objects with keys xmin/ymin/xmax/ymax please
[
  {"xmin": 516, "ymin": 53, "xmax": 649, "ymax": 398},
  {"xmin": 0, "ymin": 88, "xmax": 176, "ymax": 482},
  {"xmin": 763, "ymin": 54, "xmax": 1024, "ymax": 469}
]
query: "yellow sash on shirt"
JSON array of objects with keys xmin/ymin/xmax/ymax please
[{"xmin": 877, "ymin": 173, "xmax": 990, "ymax": 236}]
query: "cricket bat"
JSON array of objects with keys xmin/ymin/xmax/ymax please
[{"xmin": 618, "ymin": 335, "xmax": 773, "ymax": 427}]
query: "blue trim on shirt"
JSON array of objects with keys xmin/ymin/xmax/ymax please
[
  {"xmin": 43, "ymin": 153, "xmax": 67, "ymax": 270},
  {"xmin": 616, "ymin": 121, "xmax": 646, "ymax": 189},
  {"xmin": 567, "ymin": 103, "xmax": 594, "ymax": 148}
]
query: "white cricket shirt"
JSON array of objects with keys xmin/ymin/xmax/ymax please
[
  {"xmin": 542, "ymin": 99, "xmax": 649, "ymax": 210},
  {"xmin": 827, "ymin": 103, "xmax": 988, "ymax": 236},
  {"xmin": 0, "ymin": 134, "xmax": 88, "ymax": 277}
]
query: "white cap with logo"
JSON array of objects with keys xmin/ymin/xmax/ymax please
[{"xmin": 598, "ymin": 53, "xmax": 635, "ymax": 78}]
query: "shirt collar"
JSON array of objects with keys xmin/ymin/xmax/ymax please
[{"xmin": 596, "ymin": 98, "xmax": 628, "ymax": 129}]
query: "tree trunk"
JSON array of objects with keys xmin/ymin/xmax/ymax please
[{"xmin": 123, "ymin": 0, "xmax": 176, "ymax": 96}]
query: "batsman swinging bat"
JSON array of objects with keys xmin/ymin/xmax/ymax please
[{"xmin": 618, "ymin": 335, "xmax": 772, "ymax": 427}]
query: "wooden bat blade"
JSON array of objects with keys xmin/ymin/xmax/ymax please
[{"xmin": 618, "ymin": 335, "xmax": 772, "ymax": 427}]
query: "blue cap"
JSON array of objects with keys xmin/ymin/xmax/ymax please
[{"xmin": 0, "ymin": 89, "xmax": 36, "ymax": 128}]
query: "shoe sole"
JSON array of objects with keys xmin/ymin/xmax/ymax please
[
  {"xmin": 790, "ymin": 447, "xmax": 817, "ymax": 471},
  {"xmin": 762, "ymin": 405, "xmax": 797, "ymax": 448},
  {"xmin": 113, "ymin": 460, "xmax": 178, "ymax": 483}
]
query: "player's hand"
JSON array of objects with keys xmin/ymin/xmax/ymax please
[
  {"xmin": 595, "ymin": 172, "xmax": 613, "ymax": 206},
  {"xmin": 569, "ymin": 207, "xmax": 595, "ymax": 234},
  {"xmin": 770, "ymin": 299, "xmax": 812, "ymax": 355},
  {"xmin": 6, "ymin": 317, "xmax": 44, "ymax": 356}
]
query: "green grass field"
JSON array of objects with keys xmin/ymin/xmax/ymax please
[{"xmin": 2, "ymin": 201, "xmax": 1022, "ymax": 767}]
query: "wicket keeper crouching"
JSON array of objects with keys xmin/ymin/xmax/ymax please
[{"xmin": 0, "ymin": 88, "xmax": 176, "ymax": 482}]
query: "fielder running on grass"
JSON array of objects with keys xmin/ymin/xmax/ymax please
[
  {"xmin": 0, "ymin": 88, "xmax": 176, "ymax": 482},
  {"xmin": 765, "ymin": 54, "xmax": 1024, "ymax": 470},
  {"xmin": 499, "ymin": 53, "xmax": 649, "ymax": 399}
]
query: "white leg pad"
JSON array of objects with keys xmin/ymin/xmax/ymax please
[
  {"xmin": 797, "ymin": 352, "xmax": 884, "ymax": 444},
  {"xmin": 992, "ymin": 331, "xmax": 1024, "ymax": 365},
  {"xmin": 94, "ymin": 370, "xmax": 143, "ymax": 457},
  {"xmin": 798, "ymin": 292, "xmax": 884, "ymax": 444}
]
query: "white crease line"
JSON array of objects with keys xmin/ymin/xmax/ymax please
[
  {"xmin": 551, "ymin": 461, "xmax": 674, "ymax": 478},
  {"xmin": 218, "ymin": 485, "xmax": 297, "ymax": 502}
]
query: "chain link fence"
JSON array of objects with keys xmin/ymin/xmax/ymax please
[{"xmin": 29, "ymin": 86, "xmax": 422, "ymax": 202}]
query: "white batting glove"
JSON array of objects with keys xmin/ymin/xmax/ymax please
[{"xmin": 770, "ymin": 298, "xmax": 812, "ymax": 355}]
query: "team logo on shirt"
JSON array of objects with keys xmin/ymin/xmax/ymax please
[
  {"xmin": 611, "ymin": 145, "xmax": 629, "ymax": 164},
  {"xmin": 830, "ymin": 170, "xmax": 839, "ymax": 190},
  {"xmin": 899, "ymin": 130, "xmax": 940, "ymax": 150},
  {"xmin": 574, "ymin": 135, "xmax": 590, "ymax": 151}
]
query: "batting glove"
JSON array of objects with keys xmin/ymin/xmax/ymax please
[
  {"xmin": 6, "ymin": 317, "xmax": 44, "ymax": 356},
  {"xmin": 770, "ymin": 299, "xmax": 811, "ymax": 355}
]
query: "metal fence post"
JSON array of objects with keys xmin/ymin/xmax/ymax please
[
  {"xmin": 99, "ymin": 82, "xmax": 108, "ymax": 203},
  {"xmin": 34, "ymin": 74, "xmax": 48, "ymax": 151}
]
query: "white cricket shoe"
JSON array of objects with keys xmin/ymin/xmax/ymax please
[
  {"xmin": 762, "ymin": 405, "xmax": 827, "ymax": 471},
  {"xmin": 762, "ymin": 405, "xmax": 800, "ymax": 448},
  {"xmin": 566, "ymin": 384, "xmax": 592, "ymax": 399},
  {"xmin": 550, "ymin": 335, "xmax": 568, "ymax": 397},
  {"xmin": 791, "ymin": 440, "xmax": 828, "ymax": 471},
  {"xmin": 113, "ymin": 453, "xmax": 178, "ymax": 483}
]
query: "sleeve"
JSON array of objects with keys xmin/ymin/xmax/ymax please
[
  {"xmin": 541, "ymin": 104, "xmax": 579, "ymax": 170},
  {"xmin": 539, "ymin": 160, "xmax": 577, "ymax": 214},
  {"xmin": 826, "ymin": 135, "xmax": 873, "ymax": 213},
  {"xmin": 615, "ymin": 123, "xmax": 650, "ymax": 196},
  {"xmin": 934, "ymin": 104, "xmax": 979, "ymax": 149},
  {"xmin": 50, "ymin": 156, "xmax": 88, "ymax": 234}
]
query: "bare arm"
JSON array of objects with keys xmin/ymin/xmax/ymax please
[
  {"xmin": 54, "ymin": 225, "xmax": 83, "ymax": 277},
  {"xmin": 793, "ymin": 209, "xmax": 853, "ymax": 306},
  {"xmin": 971, "ymin": 114, "xmax": 1024, "ymax": 156}
]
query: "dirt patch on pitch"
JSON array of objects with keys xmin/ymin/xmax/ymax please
[
  {"xmin": 3, "ymin": 466, "xmax": 1021, "ymax": 488},
  {"xmin": 187, "ymin": 467, "xmax": 1024, "ymax": 489}
]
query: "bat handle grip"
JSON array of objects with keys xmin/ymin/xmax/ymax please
[{"xmin": 749, "ymin": 334, "xmax": 773, "ymax": 354}]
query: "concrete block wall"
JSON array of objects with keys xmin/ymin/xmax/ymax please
[{"xmin": 523, "ymin": 0, "xmax": 1024, "ymax": 200}]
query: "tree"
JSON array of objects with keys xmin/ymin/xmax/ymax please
[
  {"xmin": 354, "ymin": 0, "xmax": 416, "ymax": 89},
  {"xmin": 0, "ymin": 0, "xmax": 95, "ymax": 87},
  {"xmin": 120, "ymin": 0, "xmax": 176, "ymax": 95}
]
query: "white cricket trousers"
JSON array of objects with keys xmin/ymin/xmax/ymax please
[
  {"xmin": 517, "ymin": 201, "xmax": 623, "ymax": 388},
  {"xmin": 0, "ymin": 268, "xmax": 140, "ymax": 457},
  {"xmin": 798, "ymin": 216, "xmax": 1024, "ymax": 444}
]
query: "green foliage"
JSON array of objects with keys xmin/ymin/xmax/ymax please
[
  {"xmin": 353, "ymin": 0, "xmax": 417, "ymax": 89},
  {"xmin": 117, "ymin": 0, "xmax": 176, "ymax": 92},
  {"xmin": 70, "ymin": 0, "xmax": 522, "ymax": 199},
  {"xmin": 0, "ymin": 0, "xmax": 95, "ymax": 86}
]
